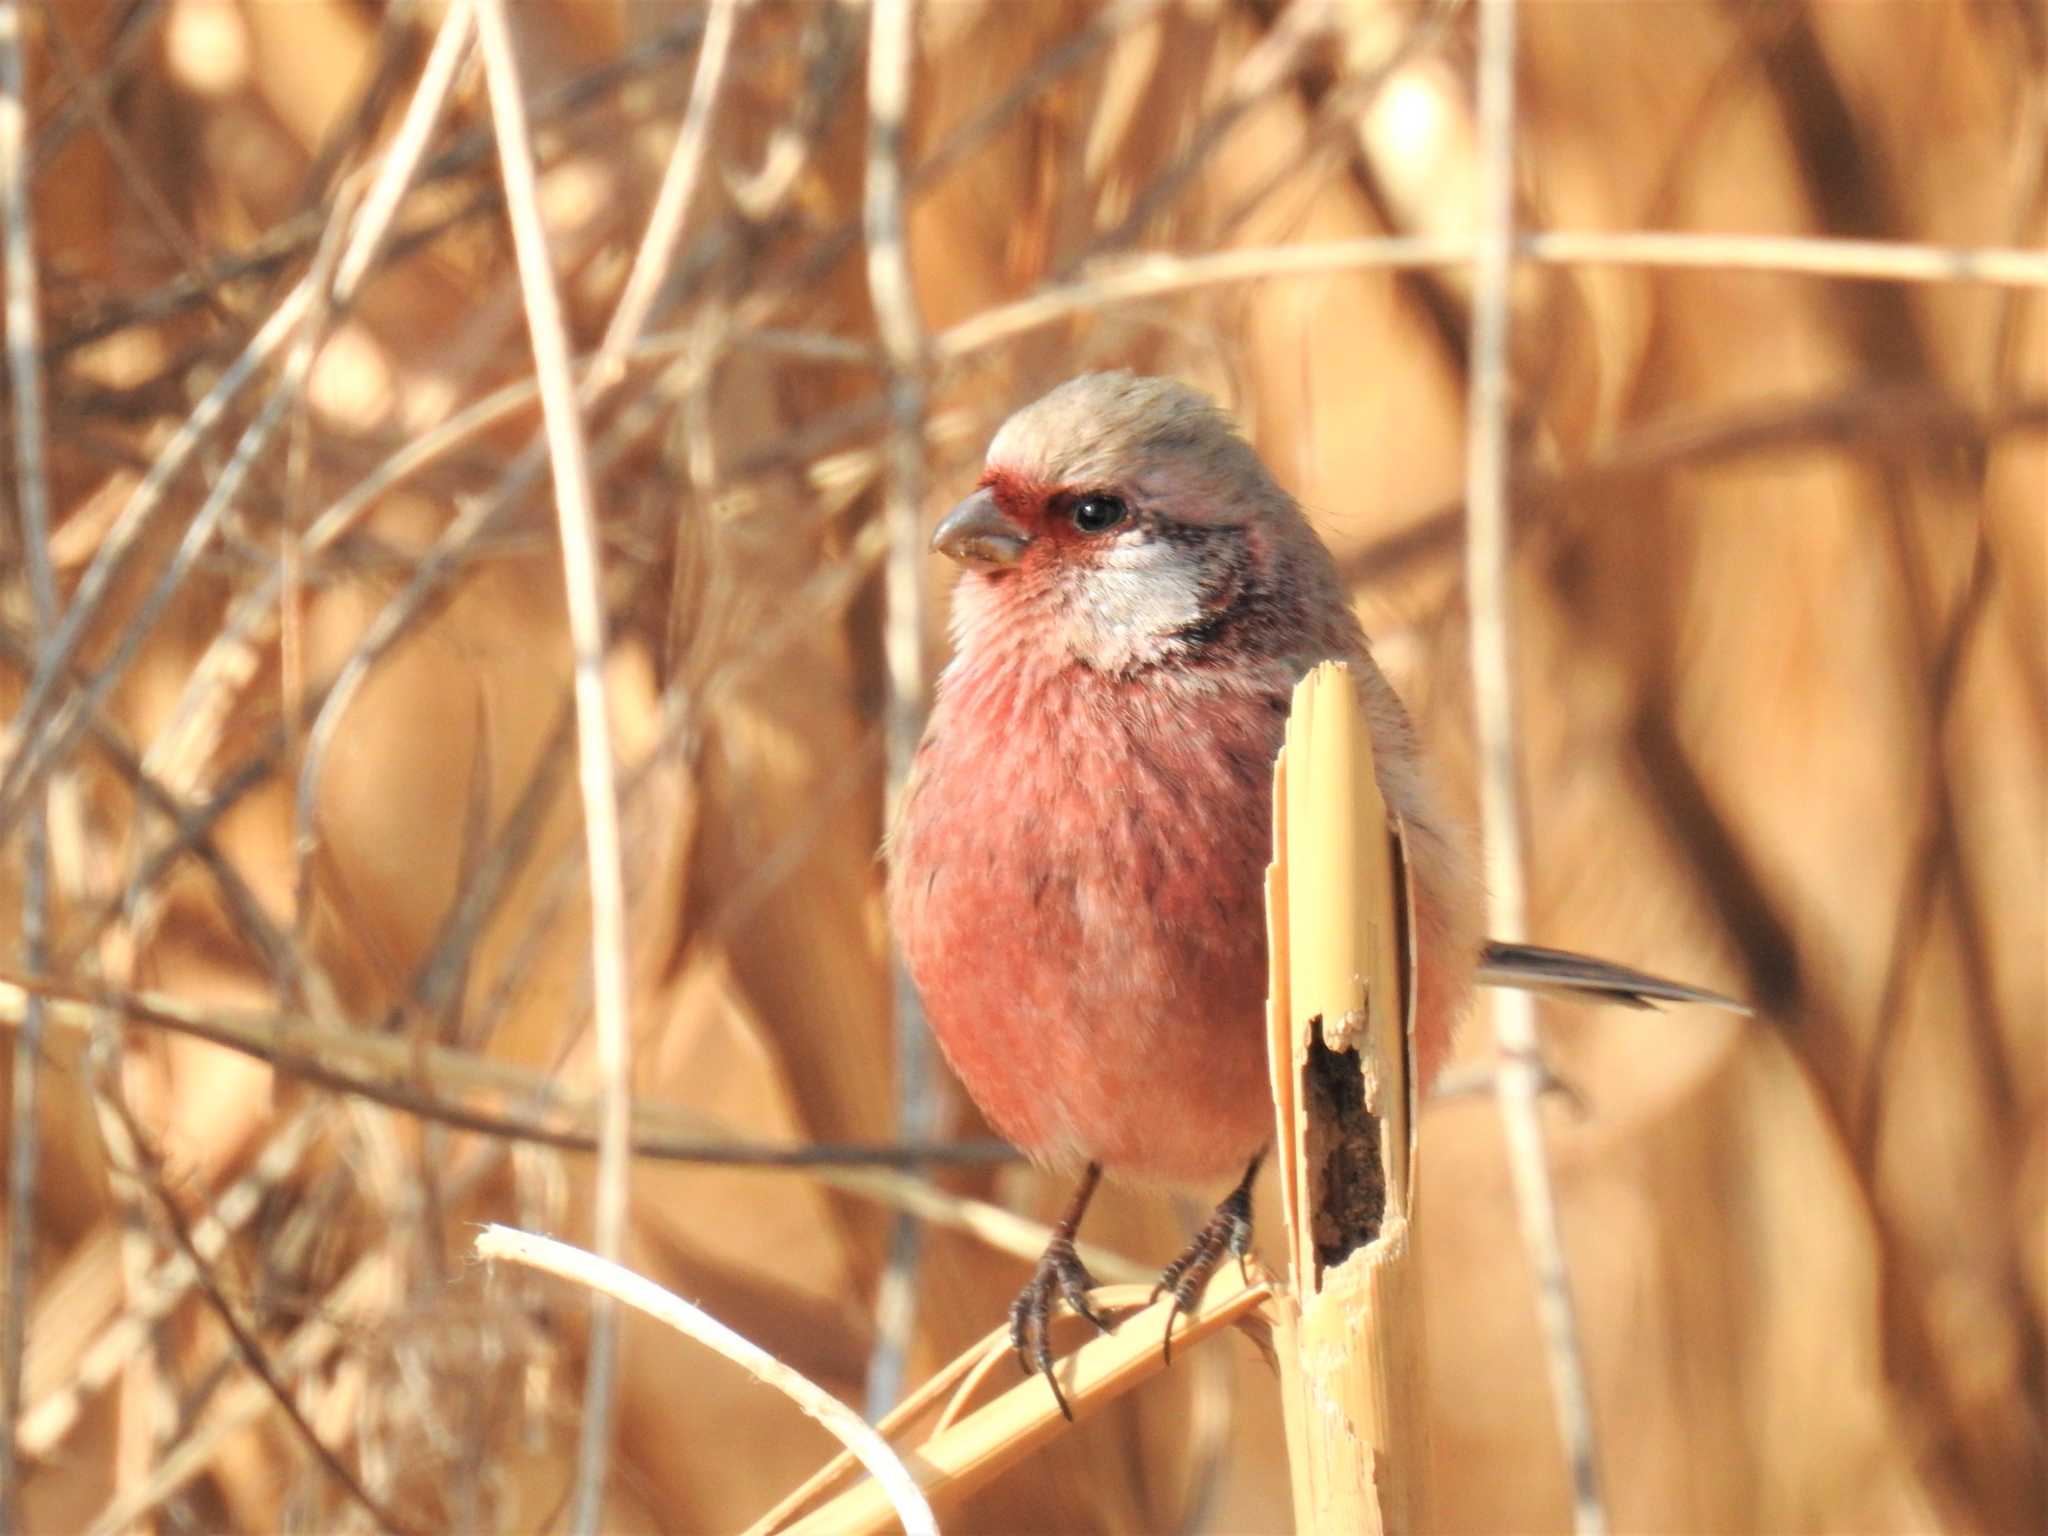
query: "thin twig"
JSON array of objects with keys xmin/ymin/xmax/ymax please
[
  {"xmin": 95, "ymin": 1092, "xmax": 417, "ymax": 1534},
  {"xmin": 0, "ymin": 0, "xmax": 478, "ymax": 844},
  {"xmin": 284, "ymin": 363, "xmax": 704, "ymax": 1034},
  {"xmin": 0, "ymin": 967, "xmax": 1146, "ymax": 1259},
  {"xmin": 0, "ymin": 284, "xmax": 309, "ymax": 828},
  {"xmin": 1340, "ymin": 384, "xmax": 2048, "ymax": 591},
  {"xmin": 3, "ymin": 971, "xmax": 1010, "ymax": 1172},
  {"xmin": 478, "ymin": 1225, "xmax": 938, "ymax": 1536},
  {"xmin": 1521, "ymin": 228, "xmax": 2048, "ymax": 286},
  {"xmin": 4, "ymin": 375, "xmax": 298, "ymax": 824},
  {"xmin": 936, "ymin": 236, "xmax": 1470, "ymax": 359},
  {"xmin": 81, "ymin": 1245, "xmax": 395, "ymax": 1536},
  {"xmin": 472, "ymin": 4, "xmax": 636, "ymax": 1526},
  {"xmin": 911, "ymin": 0, "xmax": 1157, "ymax": 193},
  {"xmin": 37, "ymin": 1, "xmax": 235, "ymax": 327},
  {"xmin": 15, "ymin": 1105, "xmax": 321, "ymax": 1461},
  {"xmin": 862, "ymin": 0, "xmax": 935, "ymax": 1422},
  {"xmin": 332, "ymin": 0, "xmax": 477, "ymax": 302},
  {"xmin": 137, "ymin": 0, "xmax": 474, "ymax": 815},
  {"xmin": 0, "ymin": 2, "xmax": 54, "ymax": 1520},
  {"xmin": 1464, "ymin": 4, "xmax": 1607, "ymax": 1532},
  {"xmin": 26, "ymin": 0, "xmax": 164, "ymax": 172},
  {"xmin": 381, "ymin": 0, "xmax": 735, "ymax": 1042},
  {"xmin": 594, "ymin": 0, "xmax": 743, "ymax": 374},
  {"xmin": 1856, "ymin": 537, "xmax": 1998, "ymax": 1161},
  {"xmin": 293, "ymin": 0, "xmax": 425, "ymax": 213},
  {"xmin": 0, "ymin": 627, "xmax": 292, "ymax": 984},
  {"xmin": 934, "ymin": 229, "xmax": 2048, "ymax": 361},
  {"xmin": 280, "ymin": 5, "xmax": 769, "ymax": 974},
  {"xmin": 1072, "ymin": 0, "xmax": 1335, "ymax": 266},
  {"xmin": 43, "ymin": 14, "xmax": 708, "ymax": 361},
  {"xmin": 150, "ymin": 316, "xmax": 720, "ymax": 804}
]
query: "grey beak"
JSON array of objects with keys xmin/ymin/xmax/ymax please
[{"xmin": 931, "ymin": 487, "xmax": 1031, "ymax": 571}]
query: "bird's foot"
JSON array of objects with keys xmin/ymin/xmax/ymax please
[
  {"xmin": 1150, "ymin": 1157, "xmax": 1260, "ymax": 1366},
  {"xmin": 1009, "ymin": 1236, "xmax": 1112, "ymax": 1421}
]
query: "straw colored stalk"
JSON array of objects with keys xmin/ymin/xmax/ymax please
[
  {"xmin": 474, "ymin": 1225, "xmax": 938, "ymax": 1536},
  {"xmin": 756, "ymin": 1273, "xmax": 1274, "ymax": 1536},
  {"xmin": 1265, "ymin": 662, "xmax": 1428, "ymax": 1533},
  {"xmin": 471, "ymin": 1, "xmax": 637, "ymax": 1526}
]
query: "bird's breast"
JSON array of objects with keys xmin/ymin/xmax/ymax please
[{"xmin": 889, "ymin": 657, "xmax": 1286, "ymax": 1179}]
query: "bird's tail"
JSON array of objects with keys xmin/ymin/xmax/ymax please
[{"xmin": 1476, "ymin": 940, "xmax": 1750, "ymax": 1014}]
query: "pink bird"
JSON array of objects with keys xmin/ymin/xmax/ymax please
[{"xmin": 887, "ymin": 373, "xmax": 1739, "ymax": 1417}]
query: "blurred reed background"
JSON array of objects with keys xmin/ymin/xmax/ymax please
[{"xmin": 0, "ymin": 0, "xmax": 2042, "ymax": 1530}]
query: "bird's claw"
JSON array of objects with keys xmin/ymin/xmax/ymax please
[
  {"xmin": 1150, "ymin": 1179, "xmax": 1255, "ymax": 1366},
  {"xmin": 1008, "ymin": 1238, "xmax": 1111, "ymax": 1421}
]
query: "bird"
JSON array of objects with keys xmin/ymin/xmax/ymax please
[{"xmin": 886, "ymin": 371, "xmax": 1742, "ymax": 1419}]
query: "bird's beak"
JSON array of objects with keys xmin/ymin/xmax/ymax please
[{"xmin": 931, "ymin": 487, "xmax": 1031, "ymax": 571}]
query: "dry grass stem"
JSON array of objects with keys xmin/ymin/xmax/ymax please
[
  {"xmin": 865, "ymin": 0, "xmax": 939, "ymax": 1421},
  {"xmin": 5, "ymin": 5, "xmax": 2038, "ymax": 1528},
  {"xmin": 476, "ymin": 1223, "xmax": 938, "ymax": 1536},
  {"xmin": 81, "ymin": 1248, "xmax": 396, "ymax": 1536},
  {"xmin": 0, "ymin": 285, "xmax": 308, "ymax": 835},
  {"xmin": 95, "ymin": 1092, "xmax": 414, "ymax": 1534},
  {"xmin": 0, "ymin": 967, "xmax": 1142, "ymax": 1300},
  {"xmin": 473, "ymin": 6, "xmax": 640, "ymax": 1523},
  {"xmin": 936, "ymin": 231, "xmax": 2048, "ymax": 361},
  {"xmin": 593, "ymin": 0, "xmax": 742, "ymax": 373},
  {"xmin": 1465, "ymin": 4, "xmax": 1606, "ymax": 1532},
  {"xmin": 20, "ymin": 2, "xmax": 471, "ymax": 837},
  {"xmin": 764, "ymin": 1273, "xmax": 1275, "ymax": 1536},
  {"xmin": 144, "ymin": 0, "xmax": 476, "ymax": 800},
  {"xmin": 0, "ymin": 1, "xmax": 53, "ymax": 1518},
  {"xmin": 745, "ymin": 1336, "xmax": 1010, "ymax": 1536},
  {"xmin": 16, "ymin": 1107, "xmax": 323, "ymax": 1461},
  {"xmin": 1519, "ymin": 229, "xmax": 2048, "ymax": 287}
]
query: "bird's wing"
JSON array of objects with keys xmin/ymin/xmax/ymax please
[{"xmin": 1476, "ymin": 940, "xmax": 1751, "ymax": 1015}]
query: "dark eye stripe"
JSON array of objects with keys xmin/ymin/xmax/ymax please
[{"xmin": 1159, "ymin": 528, "xmax": 1274, "ymax": 653}]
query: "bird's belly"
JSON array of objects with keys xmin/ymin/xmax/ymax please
[
  {"xmin": 944, "ymin": 883, "xmax": 1271, "ymax": 1178},
  {"xmin": 892, "ymin": 688, "xmax": 1282, "ymax": 1181},
  {"xmin": 912, "ymin": 839, "xmax": 1275, "ymax": 1180}
]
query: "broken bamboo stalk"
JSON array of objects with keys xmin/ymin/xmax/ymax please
[{"xmin": 1266, "ymin": 661, "xmax": 1428, "ymax": 1533}]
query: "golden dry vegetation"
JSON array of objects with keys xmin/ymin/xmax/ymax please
[{"xmin": 0, "ymin": 0, "xmax": 2043, "ymax": 1531}]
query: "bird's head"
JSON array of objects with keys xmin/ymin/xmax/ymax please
[{"xmin": 933, "ymin": 372, "xmax": 1346, "ymax": 676}]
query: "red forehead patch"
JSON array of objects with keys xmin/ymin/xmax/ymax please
[{"xmin": 977, "ymin": 467, "xmax": 1055, "ymax": 516}]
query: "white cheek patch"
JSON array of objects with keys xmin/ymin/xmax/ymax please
[{"xmin": 1064, "ymin": 536, "xmax": 1210, "ymax": 668}]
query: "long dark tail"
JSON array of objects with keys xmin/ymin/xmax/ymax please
[{"xmin": 1477, "ymin": 941, "xmax": 1751, "ymax": 1014}]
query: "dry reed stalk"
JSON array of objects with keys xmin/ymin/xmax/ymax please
[
  {"xmin": 0, "ymin": 321, "xmax": 340, "ymax": 881},
  {"xmin": 593, "ymin": 0, "xmax": 742, "ymax": 374},
  {"xmin": 758, "ymin": 1272, "xmax": 1274, "ymax": 1536},
  {"xmin": 93, "ymin": 1090, "xmax": 412, "ymax": 1533},
  {"xmin": 1263, "ymin": 662, "xmax": 1426, "ymax": 1532},
  {"xmin": 933, "ymin": 231, "xmax": 2048, "ymax": 361},
  {"xmin": 0, "ymin": 971, "xmax": 1152, "ymax": 1304},
  {"xmin": 4, "ymin": 3, "xmax": 2040, "ymax": 1526},
  {"xmin": 81, "ymin": 1244, "xmax": 397, "ymax": 1535},
  {"xmin": 474, "ymin": 1223, "xmax": 938, "ymax": 1536},
  {"xmin": 0, "ymin": 2, "xmax": 53, "ymax": 1521},
  {"xmin": 864, "ymin": 0, "xmax": 937, "ymax": 1419},
  {"xmin": 15, "ymin": 1106, "xmax": 324, "ymax": 1461},
  {"xmin": 1466, "ymin": 2, "xmax": 1606, "ymax": 1531},
  {"xmin": 472, "ymin": 2, "xmax": 638, "ymax": 1525},
  {"xmin": 143, "ymin": 0, "xmax": 479, "ymax": 803}
]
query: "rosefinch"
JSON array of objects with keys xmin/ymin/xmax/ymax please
[{"xmin": 887, "ymin": 372, "xmax": 1738, "ymax": 1416}]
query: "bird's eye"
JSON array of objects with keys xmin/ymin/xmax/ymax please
[{"xmin": 1069, "ymin": 494, "xmax": 1129, "ymax": 534}]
